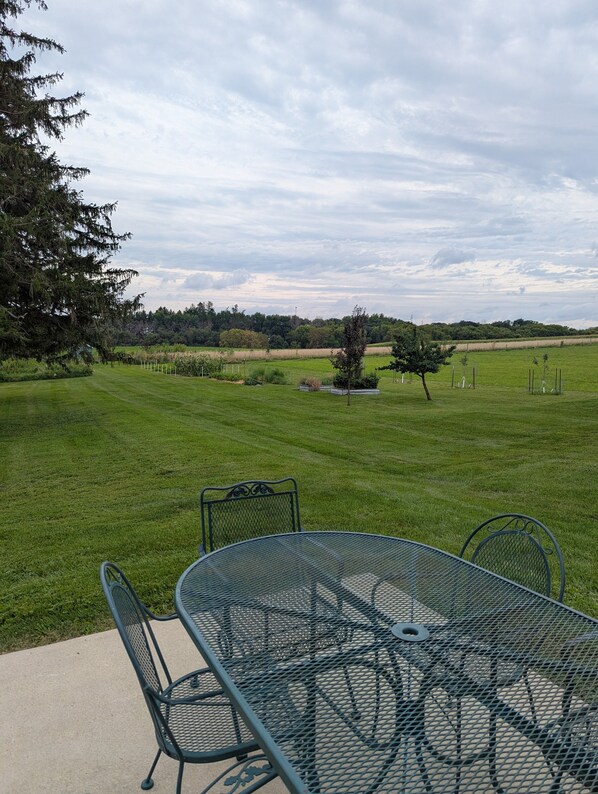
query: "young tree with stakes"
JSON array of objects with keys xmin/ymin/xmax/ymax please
[
  {"xmin": 330, "ymin": 305, "xmax": 368, "ymax": 406},
  {"xmin": 0, "ymin": 0, "xmax": 140, "ymax": 364},
  {"xmin": 383, "ymin": 323, "xmax": 455, "ymax": 401}
]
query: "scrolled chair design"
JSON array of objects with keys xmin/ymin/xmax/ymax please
[
  {"xmin": 199, "ymin": 477, "xmax": 302, "ymax": 557},
  {"xmin": 459, "ymin": 513, "xmax": 565, "ymax": 602}
]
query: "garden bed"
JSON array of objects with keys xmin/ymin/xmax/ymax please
[{"xmin": 330, "ymin": 388, "xmax": 381, "ymax": 395}]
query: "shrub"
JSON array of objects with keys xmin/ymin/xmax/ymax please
[
  {"xmin": 0, "ymin": 359, "xmax": 92, "ymax": 382},
  {"xmin": 249, "ymin": 367, "xmax": 289, "ymax": 385},
  {"xmin": 265, "ymin": 368, "xmax": 288, "ymax": 385},
  {"xmin": 332, "ymin": 372, "xmax": 380, "ymax": 389},
  {"xmin": 303, "ymin": 377, "xmax": 321, "ymax": 391}
]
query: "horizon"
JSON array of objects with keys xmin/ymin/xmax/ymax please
[{"xmin": 130, "ymin": 302, "xmax": 596, "ymax": 331}]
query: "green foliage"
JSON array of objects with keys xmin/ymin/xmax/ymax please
[
  {"xmin": 0, "ymin": 0, "xmax": 140, "ymax": 364},
  {"xmin": 268, "ymin": 334, "xmax": 288, "ymax": 349},
  {"xmin": 171, "ymin": 354, "xmax": 225, "ymax": 377},
  {"xmin": 332, "ymin": 371, "xmax": 380, "ymax": 389},
  {"xmin": 112, "ymin": 301, "xmax": 596, "ymax": 349},
  {"xmin": 382, "ymin": 324, "xmax": 456, "ymax": 400},
  {"xmin": 0, "ymin": 357, "xmax": 92, "ymax": 381},
  {"xmin": 248, "ymin": 366, "xmax": 289, "ymax": 385},
  {"xmin": 210, "ymin": 371, "xmax": 244, "ymax": 382},
  {"xmin": 219, "ymin": 328, "xmax": 268, "ymax": 349}
]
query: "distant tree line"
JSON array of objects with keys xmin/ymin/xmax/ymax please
[{"xmin": 111, "ymin": 302, "xmax": 597, "ymax": 349}]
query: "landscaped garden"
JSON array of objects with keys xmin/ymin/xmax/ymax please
[{"xmin": 1, "ymin": 342, "xmax": 596, "ymax": 653}]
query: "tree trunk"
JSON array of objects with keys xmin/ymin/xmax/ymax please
[
  {"xmin": 347, "ymin": 375, "xmax": 351, "ymax": 406},
  {"xmin": 421, "ymin": 374, "xmax": 432, "ymax": 400}
]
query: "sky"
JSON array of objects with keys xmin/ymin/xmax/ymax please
[{"xmin": 20, "ymin": 0, "xmax": 598, "ymax": 326}]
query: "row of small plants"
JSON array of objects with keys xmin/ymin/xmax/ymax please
[
  {"xmin": 125, "ymin": 349, "xmax": 290, "ymax": 386},
  {"xmin": 0, "ymin": 358, "xmax": 92, "ymax": 382},
  {"xmin": 167, "ymin": 354, "xmax": 226, "ymax": 378}
]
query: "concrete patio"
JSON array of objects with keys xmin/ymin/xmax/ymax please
[{"xmin": 0, "ymin": 619, "xmax": 289, "ymax": 794}]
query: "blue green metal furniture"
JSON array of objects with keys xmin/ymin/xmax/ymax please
[
  {"xmin": 458, "ymin": 514, "xmax": 567, "ymax": 782},
  {"xmin": 199, "ymin": 477, "xmax": 301, "ymax": 556},
  {"xmin": 176, "ymin": 532, "xmax": 598, "ymax": 793},
  {"xmin": 100, "ymin": 562, "xmax": 277, "ymax": 794},
  {"xmin": 459, "ymin": 513, "xmax": 566, "ymax": 601}
]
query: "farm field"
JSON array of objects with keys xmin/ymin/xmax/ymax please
[
  {"xmin": 119, "ymin": 334, "xmax": 598, "ymax": 362},
  {"xmin": 271, "ymin": 343, "xmax": 598, "ymax": 393},
  {"xmin": 1, "ymin": 344, "xmax": 597, "ymax": 652}
]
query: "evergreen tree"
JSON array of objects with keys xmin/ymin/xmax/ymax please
[
  {"xmin": 0, "ymin": 0, "xmax": 140, "ymax": 363},
  {"xmin": 383, "ymin": 323, "xmax": 455, "ymax": 400}
]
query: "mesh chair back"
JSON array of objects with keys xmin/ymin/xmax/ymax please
[
  {"xmin": 100, "ymin": 562, "xmax": 175, "ymax": 750},
  {"xmin": 200, "ymin": 477, "xmax": 301, "ymax": 555},
  {"xmin": 459, "ymin": 514, "xmax": 565, "ymax": 601}
]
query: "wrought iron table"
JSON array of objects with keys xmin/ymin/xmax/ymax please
[{"xmin": 176, "ymin": 532, "xmax": 598, "ymax": 793}]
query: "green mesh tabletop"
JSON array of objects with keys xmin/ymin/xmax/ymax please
[{"xmin": 175, "ymin": 532, "xmax": 598, "ymax": 794}]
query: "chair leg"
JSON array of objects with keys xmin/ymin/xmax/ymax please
[
  {"xmin": 141, "ymin": 749, "xmax": 161, "ymax": 790},
  {"xmin": 175, "ymin": 760, "xmax": 185, "ymax": 794}
]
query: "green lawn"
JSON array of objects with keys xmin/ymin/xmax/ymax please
[
  {"xmin": 1, "ymin": 344, "xmax": 597, "ymax": 652},
  {"xmin": 261, "ymin": 342, "xmax": 598, "ymax": 392}
]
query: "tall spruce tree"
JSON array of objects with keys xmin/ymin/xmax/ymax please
[{"xmin": 0, "ymin": 0, "xmax": 140, "ymax": 363}]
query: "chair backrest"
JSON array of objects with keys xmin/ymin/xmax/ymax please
[
  {"xmin": 100, "ymin": 562, "xmax": 176, "ymax": 752},
  {"xmin": 200, "ymin": 477, "xmax": 302, "ymax": 555},
  {"xmin": 459, "ymin": 513, "xmax": 565, "ymax": 601}
]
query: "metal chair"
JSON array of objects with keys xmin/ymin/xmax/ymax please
[
  {"xmin": 100, "ymin": 562, "xmax": 277, "ymax": 794},
  {"xmin": 459, "ymin": 513, "xmax": 565, "ymax": 601},
  {"xmin": 200, "ymin": 477, "xmax": 302, "ymax": 556},
  {"xmin": 444, "ymin": 517, "xmax": 565, "ymax": 786}
]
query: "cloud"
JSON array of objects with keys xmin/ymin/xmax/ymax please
[
  {"xmin": 182, "ymin": 270, "xmax": 252, "ymax": 290},
  {"xmin": 430, "ymin": 248, "xmax": 476, "ymax": 268},
  {"xmin": 19, "ymin": 0, "xmax": 598, "ymax": 327}
]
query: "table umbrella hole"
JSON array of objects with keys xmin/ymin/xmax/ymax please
[{"xmin": 391, "ymin": 623, "xmax": 430, "ymax": 642}]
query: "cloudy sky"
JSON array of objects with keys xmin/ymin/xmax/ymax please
[{"xmin": 22, "ymin": 0, "xmax": 598, "ymax": 326}]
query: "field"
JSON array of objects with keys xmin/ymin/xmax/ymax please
[{"xmin": 1, "ymin": 344, "xmax": 597, "ymax": 652}]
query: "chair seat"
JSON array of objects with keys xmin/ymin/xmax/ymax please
[{"xmin": 158, "ymin": 667, "xmax": 260, "ymax": 762}]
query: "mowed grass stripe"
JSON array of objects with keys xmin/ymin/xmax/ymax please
[{"xmin": 1, "ymin": 346, "xmax": 597, "ymax": 651}]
